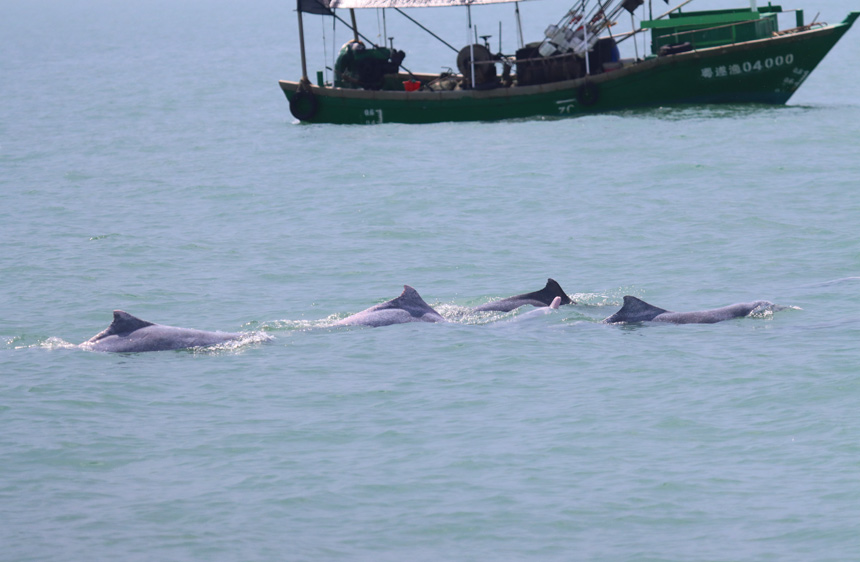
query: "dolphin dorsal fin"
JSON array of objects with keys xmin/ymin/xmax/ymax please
[
  {"xmin": 549, "ymin": 296, "xmax": 562, "ymax": 309},
  {"xmin": 542, "ymin": 278, "xmax": 574, "ymax": 305},
  {"xmin": 385, "ymin": 285, "xmax": 421, "ymax": 308},
  {"xmin": 613, "ymin": 296, "xmax": 668, "ymax": 322},
  {"xmin": 400, "ymin": 285, "xmax": 420, "ymax": 300},
  {"xmin": 392, "ymin": 285, "xmax": 443, "ymax": 319},
  {"xmin": 397, "ymin": 285, "xmax": 433, "ymax": 309},
  {"xmin": 86, "ymin": 310, "xmax": 155, "ymax": 343},
  {"xmin": 109, "ymin": 310, "xmax": 154, "ymax": 334}
]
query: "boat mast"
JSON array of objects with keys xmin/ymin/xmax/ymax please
[
  {"xmin": 350, "ymin": 8, "xmax": 360, "ymax": 42},
  {"xmin": 583, "ymin": 17, "xmax": 590, "ymax": 74},
  {"xmin": 467, "ymin": 3, "xmax": 476, "ymax": 88},
  {"xmin": 515, "ymin": 2, "xmax": 524, "ymax": 49},
  {"xmin": 631, "ymin": 10, "xmax": 639, "ymax": 59},
  {"xmin": 297, "ymin": 0, "xmax": 310, "ymax": 85}
]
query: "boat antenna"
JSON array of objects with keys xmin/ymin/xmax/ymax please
[
  {"xmin": 332, "ymin": 9, "xmax": 337, "ymax": 79},
  {"xmin": 376, "ymin": 8, "xmax": 382, "ymax": 43},
  {"xmin": 321, "ymin": 15, "xmax": 329, "ymax": 84},
  {"xmin": 467, "ymin": 4, "xmax": 476, "ymax": 88},
  {"xmin": 515, "ymin": 2, "xmax": 524, "ymax": 49}
]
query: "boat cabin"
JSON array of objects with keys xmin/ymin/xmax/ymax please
[{"xmin": 641, "ymin": 4, "xmax": 803, "ymax": 55}]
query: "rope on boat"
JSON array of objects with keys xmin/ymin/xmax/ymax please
[{"xmin": 394, "ymin": 8, "xmax": 459, "ymax": 53}]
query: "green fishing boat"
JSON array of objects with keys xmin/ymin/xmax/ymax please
[{"xmin": 281, "ymin": 0, "xmax": 858, "ymax": 124}]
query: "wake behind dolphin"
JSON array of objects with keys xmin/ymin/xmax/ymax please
[
  {"xmin": 604, "ymin": 296, "xmax": 779, "ymax": 324},
  {"xmin": 506, "ymin": 296, "xmax": 563, "ymax": 323},
  {"xmin": 472, "ymin": 278, "xmax": 573, "ymax": 312},
  {"xmin": 81, "ymin": 310, "xmax": 248, "ymax": 352},
  {"xmin": 337, "ymin": 285, "xmax": 445, "ymax": 327}
]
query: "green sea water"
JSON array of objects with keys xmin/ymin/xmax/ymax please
[{"xmin": 2, "ymin": 0, "xmax": 860, "ymax": 560}]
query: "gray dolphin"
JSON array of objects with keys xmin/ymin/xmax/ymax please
[
  {"xmin": 81, "ymin": 310, "xmax": 244, "ymax": 352},
  {"xmin": 604, "ymin": 296, "xmax": 778, "ymax": 324},
  {"xmin": 337, "ymin": 285, "xmax": 445, "ymax": 327},
  {"xmin": 472, "ymin": 278, "xmax": 574, "ymax": 312}
]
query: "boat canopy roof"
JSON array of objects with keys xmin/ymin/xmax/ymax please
[{"xmin": 328, "ymin": 0, "xmax": 529, "ymax": 9}]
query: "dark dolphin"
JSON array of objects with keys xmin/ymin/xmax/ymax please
[
  {"xmin": 604, "ymin": 296, "xmax": 778, "ymax": 324},
  {"xmin": 472, "ymin": 278, "xmax": 573, "ymax": 312},
  {"xmin": 81, "ymin": 310, "xmax": 244, "ymax": 352},
  {"xmin": 337, "ymin": 285, "xmax": 445, "ymax": 327}
]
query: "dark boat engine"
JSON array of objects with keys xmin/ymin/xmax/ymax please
[{"xmin": 334, "ymin": 40, "xmax": 405, "ymax": 90}]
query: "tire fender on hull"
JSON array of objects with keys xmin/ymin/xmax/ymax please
[{"xmin": 289, "ymin": 89, "xmax": 319, "ymax": 121}]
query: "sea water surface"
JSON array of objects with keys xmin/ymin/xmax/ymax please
[{"xmin": 2, "ymin": 0, "xmax": 860, "ymax": 560}]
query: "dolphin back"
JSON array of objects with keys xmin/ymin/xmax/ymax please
[
  {"xmin": 604, "ymin": 296, "xmax": 669, "ymax": 323},
  {"xmin": 338, "ymin": 285, "xmax": 445, "ymax": 327},
  {"xmin": 82, "ymin": 310, "xmax": 242, "ymax": 352},
  {"xmin": 473, "ymin": 278, "xmax": 573, "ymax": 312},
  {"xmin": 606, "ymin": 298, "xmax": 779, "ymax": 324},
  {"xmin": 656, "ymin": 301, "xmax": 776, "ymax": 324}
]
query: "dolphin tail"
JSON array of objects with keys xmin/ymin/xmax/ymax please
[
  {"xmin": 537, "ymin": 278, "xmax": 574, "ymax": 306},
  {"xmin": 88, "ymin": 310, "xmax": 155, "ymax": 342},
  {"xmin": 605, "ymin": 296, "xmax": 668, "ymax": 323}
]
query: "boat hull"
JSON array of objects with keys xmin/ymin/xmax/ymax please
[{"xmin": 280, "ymin": 14, "xmax": 858, "ymax": 124}]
